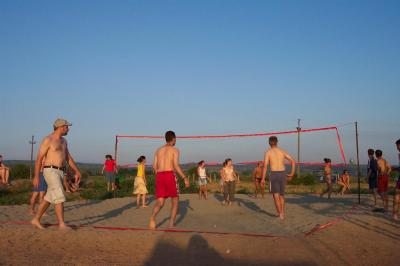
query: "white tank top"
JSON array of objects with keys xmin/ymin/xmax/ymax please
[{"xmin": 198, "ymin": 167, "xmax": 206, "ymax": 178}]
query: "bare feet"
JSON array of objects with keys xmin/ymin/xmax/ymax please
[
  {"xmin": 59, "ymin": 223, "xmax": 72, "ymax": 230},
  {"xmin": 141, "ymin": 205, "xmax": 148, "ymax": 208},
  {"xmin": 149, "ymin": 218, "xmax": 156, "ymax": 230},
  {"xmin": 279, "ymin": 213, "xmax": 285, "ymax": 220},
  {"xmin": 31, "ymin": 219, "xmax": 45, "ymax": 229},
  {"xmin": 168, "ymin": 220, "xmax": 175, "ymax": 228}
]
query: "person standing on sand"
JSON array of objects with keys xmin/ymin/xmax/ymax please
[
  {"xmin": 197, "ymin": 160, "xmax": 210, "ymax": 200},
  {"xmin": 133, "ymin": 155, "xmax": 148, "ymax": 208},
  {"xmin": 375, "ymin": 150, "xmax": 391, "ymax": 213},
  {"xmin": 0, "ymin": 155, "xmax": 11, "ymax": 185},
  {"xmin": 320, "ymin": 158, "xmax": 333, "ymax": 199},
  {"xmin": 261, "ymin": 136, "xmax": 295, "ymax": 220},
  {"xmin": 219, "ymin": 162, "xmax": 226, "ymax": 194},
  {"xmin": 149, "ymin": 131, "xmax": 189, "ymax": 229},
  {"xmin": 101, "ymin": 154, "xmax": 118, "ymax": 192},
  {"xmin": 221, "ymin": 158, "xmax": 238, "ymax": 206},
  {"xmin": 367, "ymin": 149, "xmax": 378, "ymax": 207},
  {"xmin": 31, "ymin": 118, "xmax": 81, "ymax": 230},
  {"xmin": 253, "ymin": 161, "xmax": 265, "ymax": 198},
  {"xmin": 393, "ymin": 139, "xmax": 400, "ymax": 220},
  {"xmin": 29, "ymin": 160, "xmax": 47, "ymax": 215}
]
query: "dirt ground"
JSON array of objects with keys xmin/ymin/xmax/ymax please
[{"xmin": 0, "ymin": 193, "xmax": 399, "ymax": 265}]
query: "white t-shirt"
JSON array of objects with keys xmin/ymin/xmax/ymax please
[{"xmin": 198, "ymin": 167, "xmax": 207, "ymax": 179}]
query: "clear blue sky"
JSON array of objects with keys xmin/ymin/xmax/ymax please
[{"xmin": 1, "ymin": 0, "xmax": 399, "ymax": 165}]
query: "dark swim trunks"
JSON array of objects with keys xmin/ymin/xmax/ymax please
[
  {"xmin": 368, "ymin": 175, "xmax": 378, "ymax": 189},
  {"xmin": 269, "ymin": 171, "xmax": 287, "ymax": 196}
]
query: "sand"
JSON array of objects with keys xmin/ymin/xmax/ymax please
[{"xmin": 0, "ymin": 193, "xmax": 399, "ymax": 265}]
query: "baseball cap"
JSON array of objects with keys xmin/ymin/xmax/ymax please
[{"xmin": 53, "ymin": 118, "xmax": 72, "ymax": 128}]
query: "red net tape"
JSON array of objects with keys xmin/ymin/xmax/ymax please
[{"xmin": 115, "ymin": 126, "xmax": 347, "ymax": 166}]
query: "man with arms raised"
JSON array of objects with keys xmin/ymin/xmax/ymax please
[
  {"xmin": 149, "ymin": 131, "xmax": 189, "ymax": 229},
  {"xmin": 31, "ymin": 119, "xmax": 81, "ymax": 229},
  {"xmin": 262, "ymin": 136, "xmax": 295, "ymax": 220}
]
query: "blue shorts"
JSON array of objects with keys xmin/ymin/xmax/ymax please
[
  {"xmin": 105, "ymin": 171, "xmax": 116, "ymax": 182},
  {"xmin": 32, "ymin": 173, "xmax": 48, "ymax": 192},
  {"xmin": 368, "ymin": 175, "xmax": 377, "ymax": 189}
]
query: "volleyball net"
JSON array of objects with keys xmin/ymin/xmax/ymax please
[{"xmin": 113, "ymin": 125, "xmax": 347, "ymax": 169}]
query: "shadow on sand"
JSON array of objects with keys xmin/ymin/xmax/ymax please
[
  {"xmin": 144, "ymin": 234, "xmax": 316, "ymax": 266},
  {"xmin": 67, "ymin": 202, "xmax": 134, "ymax": 225},
  {"xmin": 156, "ymin": 199, "xmax": 193, "ymax": 228}
]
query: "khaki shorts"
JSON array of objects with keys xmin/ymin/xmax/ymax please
[{"xmin": 43, "ymin": 168, "xmax": 66, "ymax": 204}]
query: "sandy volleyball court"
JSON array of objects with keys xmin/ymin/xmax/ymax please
[{"xmin": 0, "ymin": 194, "xmax": 399, "ymax": 265}]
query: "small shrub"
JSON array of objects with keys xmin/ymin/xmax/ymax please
[{"xmin": 10, "ymin": 164, "xmax": 30, "ymax": 179}]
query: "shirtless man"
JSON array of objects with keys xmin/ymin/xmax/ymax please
[
  {"xmin": 375, "ymin": 150, "xmax": 391, "ymax": 213},
  {"xmin": 253, "ymin": 161, "xmax": 264, "ymax": 198},
  {"xmin": 31, "ymin": 119, "xmax": 81, "ymax": 229},
  {"xmin": 262, "ymin": 136, "xmax": 295, "ymax": 220},
  {"xmin": 0, "ymin": 155, "xmax": 11, "ymax": 185},
  {"xmin": 149, "ymin": 131, "xmax": 189, "ymax": 229},
  {"xmin": 320, "ymin": 158, "xmax": 333, "ymax": 199}
]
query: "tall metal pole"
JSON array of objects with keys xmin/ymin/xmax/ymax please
[
  {"xmin": 297, "ymin": 119, "xmax": 301, "ymax": 178},
  {"xmin": 355, "ymin": 122, "xmax": 361, "ymax": 204},
  {"xmin": 114, "ymin": 136, "xmax": 118, "ymax": 165},
  {"xmin": 29, "ymin": 135, "xmax": 36, "ymax": 180}
]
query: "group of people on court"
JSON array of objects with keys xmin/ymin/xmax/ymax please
[
  {"xmin": 367, "ymin": 141, "xmax": 400, "ymax": 220},
  {"xmin": 27, "ymin": 118, "xmax": 399, "ymax": 230}
]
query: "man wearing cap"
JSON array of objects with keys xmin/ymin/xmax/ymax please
[{"xmin": 31, "ymin": 118, "xmax": 81, "ymax": 229}]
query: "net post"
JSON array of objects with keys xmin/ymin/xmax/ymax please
[
  {"xmin": 355, "ymin": 122, "xmax": 361, "ymax": 204},
  {"xmin": 114, "ymin": 136, "xmax": 118, "ymax": 166},
  {"xmin": 297, "ymin": 119, "xmax": 301, "ymax": 178}
]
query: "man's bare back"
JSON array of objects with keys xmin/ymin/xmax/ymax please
[
  {"xmin": 377, "ymin": 158, "xmax": 391, "ymax": 176},
  {"xmin": 153, "ymin": 145, "xmax": 178, "ymax": 173},
  {"xmin": 264, "ymin": 147, "xmax": 292, "ymax": 172}
]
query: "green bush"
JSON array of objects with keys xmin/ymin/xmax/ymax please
[
  {"xmin": 10, "ymin": 164, "xmax": 30, "ymax": 179},
  {"xmin": 288, "ymin": 173, "xmax": 317, "ymax": 186}
]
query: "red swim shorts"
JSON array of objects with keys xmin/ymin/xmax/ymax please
[
  {"xmin": 156, "ymin": 171, "xmax": 179, "ymax": 198},
  {"xmin": 377, "ymin": 174, "xmax": 389, "ymax": 193}
]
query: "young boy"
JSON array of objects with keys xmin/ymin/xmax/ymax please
[
  {"xmin": 393, "ymin": 139, "xmax": 400, "ymax": 220},
  {"xmin": 253, "ymin": 161, "xmax": 264, "ymax": 198},
  {"xmin": 367, "ymin": 149, "xmax": 378, "ymax": 207},
  {"xmin": 29, "ymin": 169, "xmax": 47, "ymax": 215},
  {"xmin": 375, "ymin": 150, "xmax": 391, "ymax": 213},
  {"xmin": 262, "ymin": 136, "xmax": 295, "ymax": 220}
]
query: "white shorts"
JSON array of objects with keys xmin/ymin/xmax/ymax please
[{"xmin": 43, "ymin": 168, "xmax": 66, "ymax": 204}]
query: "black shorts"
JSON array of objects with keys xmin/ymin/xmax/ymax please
[{"xmin": 368, "ymin": 175, "xmax": 377, "ymax": 189}]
